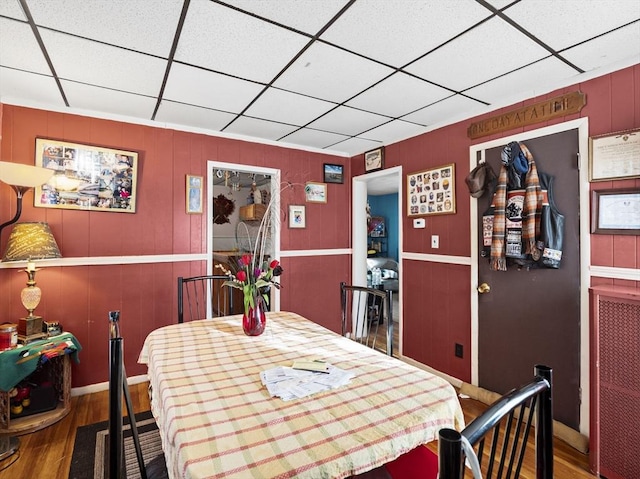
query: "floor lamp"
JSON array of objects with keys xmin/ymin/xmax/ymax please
[{"xmin": 0, "ymin": 161, "xmax": 54, "ymax": 464}]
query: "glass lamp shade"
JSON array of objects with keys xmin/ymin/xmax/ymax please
[
  {"xmin": 2, "ymin": 222, "xmax": 62, "ymax": 263},
  {"xmin": 0, "ymin": 161, "xmax": 54, "ymax": 188}
]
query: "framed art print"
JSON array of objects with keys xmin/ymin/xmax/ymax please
[
  {"xmin": 289, "ymin": 205, "xmax": 306, "ymax": 228},
  {"xmin": 34, "ymin": 138, "xmax": 138, "ymax": 213},
  {"xmin": 186, "ymin": 175, "xmax": 203, "ymax": 214},
  {"xmin": 305, "ymin": 182, "xmax": 327, "ymax": 203},
  {"xmin": 364, "ymin": 147, "xmax": 384, "ymax": 173},
  {"xmin": 407, "ymin": 163, "xmax": 456, "ymax": 217},
  {"xmin": 323, "ymin": 163, "xmax": 344, "ymax": 184}
]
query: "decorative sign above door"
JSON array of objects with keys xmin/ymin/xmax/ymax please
[{"xmin": 467, "ymin": 91, "xmax": 586, "ymax": 140}]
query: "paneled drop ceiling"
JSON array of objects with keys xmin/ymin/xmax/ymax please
[{"xmin": 1, "ymin": 0, "xmax": 639, "ymax": 158}]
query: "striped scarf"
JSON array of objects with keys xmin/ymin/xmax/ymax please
[{"xmin": 490, "ymin": 143, "xmax": 542, "ymax": 271}]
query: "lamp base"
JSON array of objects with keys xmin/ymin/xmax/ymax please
[{"xmin": 18, "ymin": 316, "xmax": 46, "ymax": 343}]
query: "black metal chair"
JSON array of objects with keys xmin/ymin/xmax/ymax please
[
  {"xmin": 438, "ymin": 365, "xmax": 553, "ymax": 479},
  {"xmin": 108, "ymin": 311, "xmax": 168, "ymax": 479},
  {"xmin": 382, "ymin": 365, "xmax": 553, "ymax": 479},
  {"xmin": 340, "ymin": 282, "xmax": 393, "ymax": 356},
  {"xmin": 177, "ymin": 275, "xmax": 234, "ymax": 323}
]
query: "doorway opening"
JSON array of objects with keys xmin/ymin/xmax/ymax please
[
  {"xmin": 352, "ymin": 166, "xmax": 403, "ymax": 356},
  {"xmin": 207, "ymin": 160, "xmax": 281, "ymax": 311}
]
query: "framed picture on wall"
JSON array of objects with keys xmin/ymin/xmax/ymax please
[
  {"xmin": 289, "ymin": 205, "xmax": 306, "ymax": 228},
  {"xmin": 305, "ymin": 182, "xmax": 327, "ymax": 203},
  {"xmin": 589, "ymin": 127, "xmax": 640, "ymax": 181},
  {"xmin": 591, "ymin": 188, "xmax": 640, "ymax": 235},
  {"xmin": 186, "ymin": 175, "xmax": 203, "ymax": 214},
  {"xmin": 364, "ymin": 147, "xmax": 384, "ymax": 173},
  {"xmin": 323, "ymin": 163, "xmax": 344, "ymax": 184},
  {"xmin": 406, "ymin": 163, "xmax": 456, "ymax": 217},
  {"xmin": 34, "ymin": 138, "xmax": 138, "ymax": 213}
]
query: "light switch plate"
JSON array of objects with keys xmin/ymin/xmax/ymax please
[{"xmin": 431, "ymin": 235, "xmax": 439, "ymax": 248}]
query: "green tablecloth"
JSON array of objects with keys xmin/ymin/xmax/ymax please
[{"xmin": 0, "ymin": 332, "xmax": 82, "ymax": 392}]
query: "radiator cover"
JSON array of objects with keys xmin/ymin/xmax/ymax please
[{"xmin": 590, "ymin": 286, "xmax": 640, "ymax": 479}]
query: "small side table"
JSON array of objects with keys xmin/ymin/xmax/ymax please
[{"xmin": 0, "ymin": 333, "xmax": 81, "ymax": 462}]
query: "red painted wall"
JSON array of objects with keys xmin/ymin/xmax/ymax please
[
  {"xmin": 353, "ymin": 63, "xmax": 639, "ymax": 382},
  {"xmin": 0, "ymin": 106, "xmax": 350, "ymax": 386},
  {"xmin": 1, "ymin": 64, "xmax": 638, "ymax": 389}
]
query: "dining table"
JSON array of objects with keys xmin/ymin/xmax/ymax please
[{"xmin": 138, "ymin": 311, "xmax": 464, "ymax": 479}]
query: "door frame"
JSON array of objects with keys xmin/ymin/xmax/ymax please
[
  {"xmin": 207, "ymin": 160, "xmax": 281, "ymax": 312},
  {"xmin": 469, "ymin": 118, "xmax": 591, "ymax": 435},
  {"xmin": 352, "ymin": 166, "xmax": 403, "ymax": 354}
]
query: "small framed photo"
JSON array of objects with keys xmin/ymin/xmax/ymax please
[
  {"xmin": 289, "ymin": 205, "xmax": 306, "ymax": 228},
  {"xmin": 591, "ymin": 188, "xmax": 640, "ymax": 235},
  {"xmin": 186, "ymin": 175, "xmax": 203, "ymax": 214},
  {"xmin": 323, "ymin": 163, "xmax": 344, "ymax": 184},
  {"xmin": 305, "ymin": 182, "xmax": 327, "ymax": 203},
  {"xmin": 364, "ymin": 147, "xmax": 384, "ymax": 173}
]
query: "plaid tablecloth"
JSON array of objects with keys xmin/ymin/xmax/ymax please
[{"xmin": 138, "ymin": 311, "xmax": 464, "ymax": 479}]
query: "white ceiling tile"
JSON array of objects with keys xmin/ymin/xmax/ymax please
[
  {"xmin": 163, "ymin": 63, "xmax": 263, "ymax": 113},
  {"xmin": 245, "ymin": 88, "xmax": 336, "ymax": 126},
  {"xmin": 561, "ymin": 23, "xmax": 640, "ymax": 72},
  {"xmin": 0, "ymin": 18, "xmax": 50, "ymax": 74},
  {"xmin": 27, "ymin": 0, "xmax": 184, "ymax": 57},
  {"xmin": 464, "ymin": 58, "xmax": 580, "ymax": 105},
  {"xmin": 0, "ymin": 1, "xmax": 636, "ymax": 157},
  {"xmin": 61, "ymin": 80, "xmax": 157, "ymax": 119},
  {"xmin": 307, "ymin": 106, "xmax": 389, "ymax": 136},
  {"xmin": 321, "ymin": 0, "xmax": 490, "ymax": 67},
  {"xmin": 281, "ymin": 127, "xmax": 349, "ymax": 149},
  {"xmin": 228, "ymin": 0, "xmax": 346, "ymax": 35},
  {"xmin": 327, "ymin": 137, "xmax": 382, "ymax": 157},
  {"xmin": 0, "ymin": 1, "xmax": 26, "ymax": 19},
  {"xmin": 346, "ymin": 72, "xmax": 451, "ymax": 118},
  {"xmin": 503, "ymin": 0, "xmax": 640, "ymax": 51},
  {"xmin": 273, "ymin": 42, "xmax": 394, "ymax": 103},
  {"xmin": 175, "ymin": 1, "xmax": 309, "ymax": 83},
  {"xmin": 402, "ymin": 94, "xmax": 486, "ymax": 126},
  {"xmin": 361, "ymin": 120, "xmax": 427, "ymax": 144},
  {"xmin": 0, "ymin": 67, "xmax": 66, "ymax": 106},
  {"xmin": 155, "ymin": 101, "xmax": 237, "ymax": 131},
  {"xmin": 225, "ymin": 116, "xmax": 299, "ymax": 141},
  {"xmin": 483, "ymin": 0, "xmax": 516, "ymax": 9},
  {"xmin": 406, "ymin": 17, "xmax": 550, "ymax": 92},
  {"xmin": 40, "ymin": 30, "xmax": 166, "ymax": 96}
]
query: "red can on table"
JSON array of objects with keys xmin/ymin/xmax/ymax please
[{"xmin": 0, "ymin": 323, "xmax": 18, "ymax": 351}]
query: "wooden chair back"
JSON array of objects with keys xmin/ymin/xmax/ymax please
[{"xmin": 340, "ymin": 282, "xmax": 393, "ymax": 356}]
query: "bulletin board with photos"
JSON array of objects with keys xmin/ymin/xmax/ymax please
[{"xmin": 406, "ymin": 163, "xmax": 456, "ymax": 217}]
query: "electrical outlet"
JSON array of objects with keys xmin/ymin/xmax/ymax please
[
  {"xmin": 431, "ymin": 235, "xmax": 439, "ymax": 248},
  {"xmin": 455, "ymin": 343, "xmax": 463, "ymax": 358}
]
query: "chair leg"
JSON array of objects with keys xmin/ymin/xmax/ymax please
[{"xmin": 109, "ymin": 338, "xmax": 124, "ymax": 479}]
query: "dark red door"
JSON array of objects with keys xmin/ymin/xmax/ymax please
[{"xmin": 477, "ymin": 129, "xmax": 581, "ymax": 429}]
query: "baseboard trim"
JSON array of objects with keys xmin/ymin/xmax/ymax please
[
  {"xmin": 399, "ymin": 356, "xmax": 464, "ymax": 389},
  {"xmin": 70, "ymin": 374, "xmax": 148, "ymax": 397}
]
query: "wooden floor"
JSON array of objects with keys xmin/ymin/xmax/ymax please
[{"xmin": 0, "ymin": 381, "xmax": 596, "ymax": 479}]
